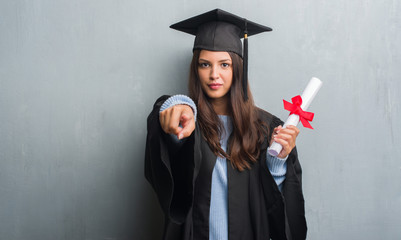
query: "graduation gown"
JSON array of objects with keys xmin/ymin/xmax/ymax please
[{"xmin": 145, "ymin": 95, "xmax": 307, "ymax": 240}]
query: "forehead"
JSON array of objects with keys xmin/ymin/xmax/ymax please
[{"xmin": 199, "ymin": 50, "xmax": 232, "ymax": 61}]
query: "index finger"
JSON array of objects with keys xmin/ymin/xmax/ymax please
[{"xmin": 178, "ymin": 118, "xmax": 195, "ymax": 139}]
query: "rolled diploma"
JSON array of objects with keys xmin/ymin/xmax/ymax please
[{"xmin": 268, "ymin": 77, "xmax": 323, "ymax": 157}]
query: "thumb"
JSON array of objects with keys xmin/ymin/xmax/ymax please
[{"xmin": 270, "ymin": 125, "xmax": 281, "ymax": 145}]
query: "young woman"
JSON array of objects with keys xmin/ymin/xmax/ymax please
[{"xmin": 145, "ymin": 9, "xmax": 307, "ymax": 240}]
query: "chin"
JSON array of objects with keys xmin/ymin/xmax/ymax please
[{"xmin": 207, "ymin": 92, "xmax": 229, "ymax": 101}]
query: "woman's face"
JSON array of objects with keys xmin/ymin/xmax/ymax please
[{"xmin": 198, "ymin": 50, "xmax": 233, "ymax": 102}]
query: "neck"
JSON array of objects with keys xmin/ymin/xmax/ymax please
[{"xmin": 210, "ymin": 96, "xmax": 230, "ymax": 115}]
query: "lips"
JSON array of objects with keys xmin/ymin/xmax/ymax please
[{"xmin": 208, "ymin": 83, "xmax": 222, "ymax": 90}]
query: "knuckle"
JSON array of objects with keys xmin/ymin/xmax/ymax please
[
  {"xmin": 162, "ymin": 126, "xmax": 169, "ymax": 134},
  {"xmin": 168, "ymin": 123, "xmax": 175, "ymax": 132}
]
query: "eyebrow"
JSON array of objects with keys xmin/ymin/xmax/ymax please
[{"xmin": 198, "ymin": 58, "xmax": 232, "ymax": 62}]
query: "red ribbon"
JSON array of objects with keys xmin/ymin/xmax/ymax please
[{"xmin": 283, "ymin": 95, "xmax": 315, "ymax": 129}]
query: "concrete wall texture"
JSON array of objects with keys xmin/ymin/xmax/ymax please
[{"xmin": 1, "ymin": 1, "xmax": 400, "ymax": 239}]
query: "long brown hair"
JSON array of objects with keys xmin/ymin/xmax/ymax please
[{"xmin": 189, "ymin": 50, "xmax": 268, "ymax": 171}]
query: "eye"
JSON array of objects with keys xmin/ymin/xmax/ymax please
[
  {"xmin": 199, "ymin": 62, "xmax": 210, "ymax": 68},
  {"xmin": 221, "ymin": 63, "xmax": 230, "ymax": 68}
]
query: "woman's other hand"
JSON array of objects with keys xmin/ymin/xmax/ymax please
[
  {"xmin": 160, "ymin": 105, "xmax": 195, "ymax": 140},
  {"xmin": 270, "ymin": 125, "xmax": 300, "ymax": 159}
]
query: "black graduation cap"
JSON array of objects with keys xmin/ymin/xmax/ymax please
[{"xmin": 170, "ymin": 9, "xmax": 272, "ymax": 101}]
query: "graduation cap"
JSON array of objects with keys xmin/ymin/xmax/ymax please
[{"xmin": 170, "ymin": 9, "xmax": 272, "ymax": 101}]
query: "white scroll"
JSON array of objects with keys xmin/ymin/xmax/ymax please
[{"xmin": 268, "ymin": 77, "xmax": 323, "ymax": 157}]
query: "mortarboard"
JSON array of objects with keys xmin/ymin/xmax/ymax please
[{"xmin": 170, "ymin": 9, "xmax": 272, "ymax": 101}]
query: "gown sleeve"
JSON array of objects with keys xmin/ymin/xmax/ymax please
[
  {"xmin": 144, "ymin": 95, "xmax": 198, "ymax": 224},
  {"xmin": 281, "ymin": 145, "xmax": 307, "ymax": 240},
  {"xmin": 271, "ymin": 117, "xmax": 307, "ymax": 240},
  {"xmin": 262, "ymin": 111, "xmax": 307, "ymax": 240}
]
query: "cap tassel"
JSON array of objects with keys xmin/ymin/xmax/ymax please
[{"xmin": 243, "ymin": 20, "xmax": 249, "ymax": 101}]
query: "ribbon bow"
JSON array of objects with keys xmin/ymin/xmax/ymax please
[{"xmin": 283, "ymin": 95, "xmax": 315, "ymax": 129}]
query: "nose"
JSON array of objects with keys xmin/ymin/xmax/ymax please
[{"xmin": 210, "ymin": 65, "xmax": 219, "ymax": 80}]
